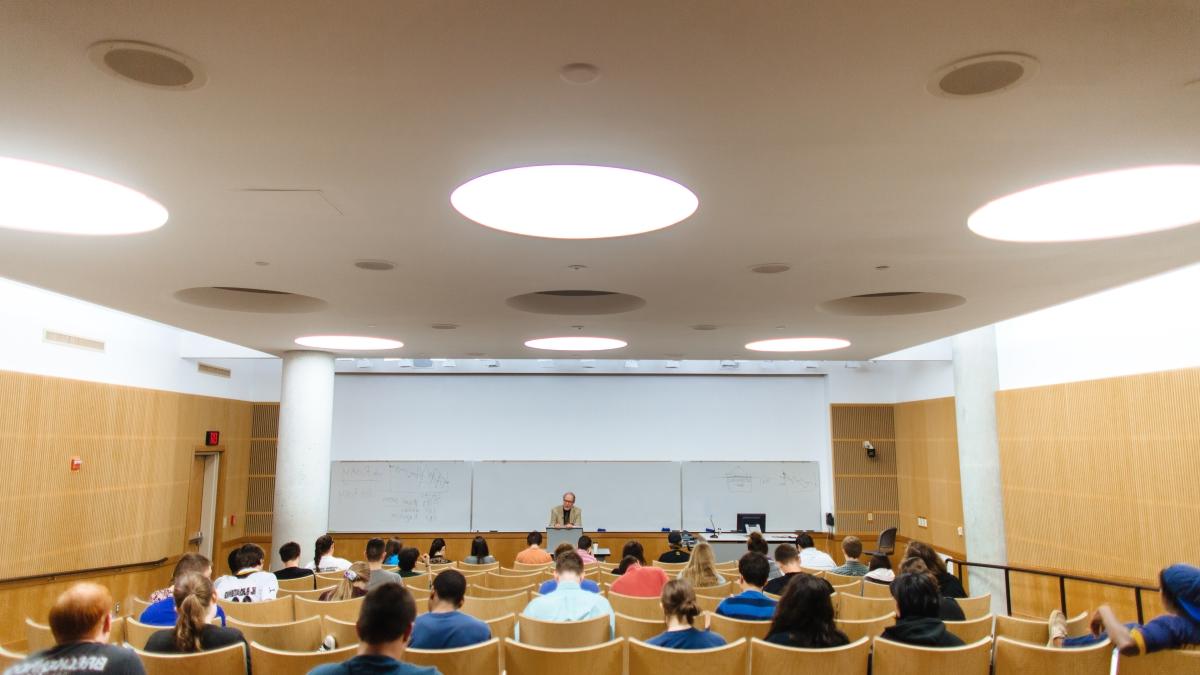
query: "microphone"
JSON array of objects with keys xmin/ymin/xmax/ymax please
[{"xmin": 710, "ymin": 515, "xmax": 720, "ymax": 538}]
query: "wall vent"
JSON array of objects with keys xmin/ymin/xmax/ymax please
[
  {"xmin": 197, "ymin": 362, "xmax": 232, "ymax": 378},
  {"xmin": 43, "ymin": 330, "xmax": 105, "ymax": 352}
]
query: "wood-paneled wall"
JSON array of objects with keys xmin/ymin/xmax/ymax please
[
  {"xmin": 246, "ymin": 403, "xmax": 278, "ymax": 537},
  {"xmin": 894, "ymin": 396, "xmax": 965, "ymax": 557},
  {"xmin": 830, "ymin": 405, "xmax": 900, "ymax": 535}
]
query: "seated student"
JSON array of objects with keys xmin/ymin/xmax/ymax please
[
  {"xmin": 575, "ymin": 535, "xmax": 597, "ymax": 564},
  {"xmin": 514, "ymin": 531, "xmax": 553, "ymax": 565},
  {"xmin": 715, "ymin": 553, "xmax": 777, "ymax": 621},
  {"xmin": 274, "ymin": 541, "xmax": 316, "ymax": 580},
  {"xmin": 463, "ymin": 536, "xmax": 496, "ymax": 565},
  {"xmin": 612, "ymin": 540, "xmax": 647, "ymax": 576},
  {"xmin": 213, "ymin": 543, "xmax": 279, "ymax": 603},
  {"xmin": 384, "ymin": 538, "xmax": 403, "ymax": 566},
  {"xmin": 540, "ymin": 544, "xmax": 601, "ymax": 594},
  {"xmin": 904, "ymin": 541, "xmax": 965, "ymax": 598},
  {"xmin": 11, "ymin": 582, "xmax": 145, "ymax": 674},
  {"xmin": 1051, "ymin": 563, "xmax": 1200, "ymax": 656},
  {"xmin": 518, "ymin": 551, "xmax": 615, "ymax": 641},
  {"xmin": 766, "ymin": 573, "xmax": 851, "ymax": 648},
  {"xmin": 679, "ymin": 541, "xmax": 725, "ymax": 589},
  {"xmin": 796, "ymin": 532, "xmax": 837, "ymax": 571},
  {"xmin": 864, "ymin": 553, "xmax": 895, "ymax": 585},
  {"xmin": 832, "ymin": 536, "xmax": 869, "ymax": 576},
  {"xmin": 647, "ymin": 579, "xmax": 726, "ymax": 649},
  {"xmin": 309, "ymin": 583, "xmax": 440, "ymax": 675},
  {"xmin": 397, "ymin": 547, "xmax": 424, "ymax": 578},
  {"xmin": 207, "ymin": 548, "xmax": 241, "ymax": 599},
  {"xmin": 140, "ymin": 553, "xmax": 227, "ymax": 627},
  {"xmin": 611, "ymin": 543, "xmax": 670, "ymax": 598},
  {"xmin": 763, "ymin": 543, "xmax": 802, "ymax": 595},
  {"xmin": 365, "ymin": 538, "xmax": 404, "ymax": 591},
  {"xmin": 427, "ymin": 538, "xmax": 451, "ymax": 565},
  {"xmin": 879, "ymin": 572, "xmax": 965, "ymax": 647},
  {"xmin": 747, "ymin": 531, "xmax": 782, "ymax": 580},
  {"xmin": 320, "ymin": 562, "xmax": 372, "ymax": 601},
  {"xmin": 409, "ymin": 570, "xmax": 492, "ymax": 649},
  {"xmin": 309, "ymin": 534, "xmax": 352, "ymax": 573},
  {"xmin": 658, "ymin": 531, "xmax": 691, "ymax": 564},
  {"xmin": 899, "ymin": 557, "xmax": 964, "ymax": 620},
  {"xmin": 144, "ymin": 573, "xmax": 248, "ymax": 658}
]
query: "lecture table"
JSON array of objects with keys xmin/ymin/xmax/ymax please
[{"xmin": 696, "ymin": 532, "xmax": 796, "ymax": 563}]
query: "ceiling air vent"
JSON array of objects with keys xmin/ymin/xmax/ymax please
[
  {"xmin": 197, "ymin": 362, "xmax": 232, "ymax": 378},
  {"xmin": 43, "ymin": 330, "xmax": 105, "ymax": 352}
]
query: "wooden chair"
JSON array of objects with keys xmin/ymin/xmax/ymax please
[
  {"xmin": 485, "ymin": 612, "xmax": 517, "ymax": 640},
  {"xmin": 124, "ymin": 617, "xmax": 162, "ymax": 650},
  {"xmin": 993, "ymin": 611, "xmax": 1088, "ymax": 644},
  {"xmin": 134, "ymin": 642, "xmax": 247, "ymax": 675},
  {"xmin": 495, "ymin": 567, "xmax": 537, "ymax": 576},
  {"xmin": 862, "ymin": 580, "xmax": 894, "ymax": 598},
  {"xmin": 24, "ymin": 618, "xmax": 53, "ymax": 653},
  {"xmin": 695, "ymin": 594, "xmax": 726, "ymax": 613},
  {"xmin": 0, "ymin": 644, "xmax": 23, "ymax": 669},
  {"xmin": 831, "ymin": 579, "xmax": 864, "ymax": 595},
  {"xmin": 470, "ymin": 584, "xmax": 536, "ymax": 599},
  {"xmin": 750, "ymin": 636, "xmax": 870, "ymax": 674},
  {"xmin": 481, "ymin": 572, "xmax": 542, "ymax": 590},
  {"xmin": 248, "ymin": 641, "xmax": 357, "ymax": 674},
  {"xmin": 458, "ymin": 561, "xmax": 500, "ymax": 573},
  {"xmin": 322, "ymin": 615, "xmax": 359, "ymax": 648},
  {"xmin": 945, "ymin": 614, "xmax": 994, "ymax": 644},
  {"xmin": 227, "ymin": 615, "xmax": 322, "ymax": 651},
  {"xmin": 294, "ymin": 595, "xmax": 363, "ymax": 622},
  {"xmin": 131, "ymin": 596, "xmax": 154, "ymax": 617},
  {"xmin": 614, "ymin": 613, "xmax": 667, "ymax": 641},
  {"xmin": 314, "ymin": 572, "xmax": 343, "ymax": 585},
  {"xmin": 835, "ymin": 593, "xmax": 895, "ymax": 620},
  {"xmin": 503, "ymin": 638, "xmax": 624, "ymax": 675},
  {"xmin": 108, "ymin": 617, "xmax": 127, "ymax": 646},
  {"xmin": 836, "ymin": 612, "xmax": 896, "ymax": 641},
  {"xmin": 1116, "ymin": 648, "xmax": 1200, "ymax": 675},
  {"xmin": 408, "ymin": 637, "xmax": 502, "ymax": 675},
  {"xmin": 218, "ymin": 596, "xmax": 294, "ymax": 624},
  {"xmin": 825, "ymin": 571, "xmax": 861, "ymax": 585},
  {"xmin": 652, "ymin": 561, "xmax": 689, "ymax": 572},
  {"xmin": 407, "ymin": 586, "xmax": 432, "ymax": 602},
  {"xmin": 607, "ymin": 591, "xmax": 664, "ymax": 621},
  {"xmin": 595, "ymin": 572, "xmax": 622, "ymax": 586},
  {"xmin": 695, "ymin": 582, "xmax": 734, "ymax": 596},
  {"xmin": 994, "ymin": 635, "xmax": 1112, "ymax": 674},
  {"xmin": 277, "ymin": 586, "xmax": 336, "ymax": 601},
  {"xmin": 516, "ymin": 613, "xmax": 612, "ymax": 648},
  {"xmin": 955, "ymin": 593, "xmax": 992, "ymax": 620},
  {"xmin": 799, "ymin": 567, "xmax": 829, "ymax": 577},
  {"xmin": 513, "ymin": 561, "xmax": 554, "ymax": 572},
  {"xmin": 707, "ymin": 612, "xmax": 772, "ymax": 642},
  {"xmin": 459, "ymin": 570, "xmax": 488, "ymax": 580},
  {"xmin": 462, "ymin": 591, "xmax": 530, "ymax": 620},
  {"xmin": 277, "ymin": 575, "xmax": 317, "ymax": 592},
  {"xmin": 628, "ymin": 636, "xmax": 748, "ymax": 675},
  {"xmin": 872, "ymin": 636, "xmax": 992, "ymax": 675},
  {"xmin": 596, "ymin": 561, "xmax": 618, "ymax": 572}
]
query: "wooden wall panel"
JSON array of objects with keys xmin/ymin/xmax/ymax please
[
  {"xmin": 830, "ymin": 405, "xmax": 899, "ymax": 536},
  {"xmin": 245, "ymin": 404, "xmax": 279, "ymax": 537},
  {"xmin": 894, "ymin": 397, "xmax": 965, "ymax": 557}
]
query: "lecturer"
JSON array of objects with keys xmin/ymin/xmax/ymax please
[{"xmin": 549, "ymin": 491, "xmax": 583, "ymax": 528}]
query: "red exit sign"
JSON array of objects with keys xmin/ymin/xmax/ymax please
[{"xmin": 205, "ymin": 430, "xmax": 220, "ymax": 446}]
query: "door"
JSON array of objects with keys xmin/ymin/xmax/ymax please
[{"xmin": 184, "ymin": 451, "xmax": 220, "ymax": 559}]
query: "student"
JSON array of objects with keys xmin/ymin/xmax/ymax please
[
  {"xmin": 398, "ymin": 547, "xmax": 424, "ymax": 578},
  {"xmin": 899, "ymin": 558, "xmax": 964, "ymax": 620},
  {"xmin": 679, "ymin": 541, "xmax": 725, "ymax": 589},
  {"xmin": 514, "ymin": 531, "xmax": 552, "ymax": 565},
  {"xmin": 427, "ymin": 538, "xmax": 450, "ymax": 565},
  {"xmin": 657, "ymin": 531, "xmax": 690, "ymax": 563},
  {"xmin": 274, "ymin": 541, "xmax": 316, "ymax": 580},
  {"xmin": 144, "ymin": 573, "xmax": 248, "ymax": 658},
  {"xmin": 747, "ymin": 531, "xmax": 782, "ymax": 580},
  {"xmin": 646, "ymin": 579, "xmax": 726, "ymax": 649},
  {"xmin": 518, "ymin": 551, "xmax": 615, "ymax": 641},
  {"xmin": 384, "ymin": 538, "xmax": 404, "ymax": 566},
  {"xmin": 365, "ymin": 538, "xmax": 404, "ymax": 591},
  {"xmin": 309, "ymin": 584, "xmax": 440, "ymax": 675},
  {"xmin": 409, "ymin": 570, "xmax": 492, "ymax": 649},
  {"xmin": 611, "ymin": 543, "xmax": 670, "ymax": 598},
  {"xmin": 763, "ymin": 543, "xmax": 802, "ymax": 595},
  {"xmin": 140, "ymin": 553, "xmax": 227, "ymax": 627},
  {"xmin": 904, "ymin": 541, "xmax": 965, "ymax": 598},
  {"xmin": 765, "ymin": 573, "xmax": 851, "ymax": 648},
  {"xmin": 320, "ymin": 562, "xmax": 372, "ymax": 601},
  {"xmin": 864, "ymin": 554, "xmax": 895, "ymax": 585},
  {"xmin": 832, "ymin": 536, "xmax": 868, "ymax": 576},
  {"xmin": 539, "ymin": 544, "xmax": 601, "ymax": 594},
  {"xmin": 879, "ymin": 572, "xmax": 965, "ymax": 647},
  {"xmin": 715, "ymin": 553, "xmax": 777, "ymax": 620},
  {"xmin": 9, "ymin": 582, "xmax": 145, "ymax": 674},
  {"xmin": 463, "ymin": 536, "xmax": 496, "ymax": 565},
  {"xmin": 1051, "ymin": 563, "xmax": 1200, "ymax": 655},
  {"xmin": 213, "ymin": 543, "xmax": 279, "ymax": 603},
  {"xmin": 612, "ymin": 541, "xmax": 646, "ymax": 576},
  {"xmin": 575, "ymin": 535, "xmax": 597, "ymax": 564},
  {"xmin": 796, "ymin": 532, "xmax": 837, "ymax": 571},
  {"xmin": 310, "ymin": 534, "xmax": 352, "ymax": 573}
]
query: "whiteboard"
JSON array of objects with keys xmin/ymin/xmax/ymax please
[
  {"xmin": 471, "ymin": 461, "xmax": 680, "ymax": 532},
  {"xmin": 681, "ymin": 461, "xmax": 822, "ymax": 532},
  {"xmin": 328, "ymin": 461, "xmax": 473, "ymax": 532}
]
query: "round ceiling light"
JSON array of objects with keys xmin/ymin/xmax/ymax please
[
  {"xmin": 745, "ymin": 337, "xmax": 851, "ymax": 352},
  {"xmin": 0, "ymin": 157, "xmax": 168, "ymax": 235},
  {"xmin": 294, "ymin": 335, "xmax": 403, "ymax": 351},
  {"xmin": 524, "ymin": 336, "xmax": 628, "ymax": 351},
  {"xmin": 451, "ymin": 165, "xmax": 698, "ymax": 239},
  {"xmin": 968, "ymin": 165, "xmax": 1200, "ymax": 242}
]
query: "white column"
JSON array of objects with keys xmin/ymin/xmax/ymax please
[
  {"xmin": 951, "ymin": 326, "xmax": 1009, "ymax": 614},
  {"xmin": 269, "ymin": 350, "xmax": 335, "ymax": 570}
]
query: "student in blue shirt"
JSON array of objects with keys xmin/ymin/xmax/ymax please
[
  {"xmin": 538, "ymin": 544, "xmax": 601, "ymax": 595},
  {"xmin": 518, "ymin": 551, "xmax": 615, "ymax": 640},
  {"xmin": 310, "ymin": 584, "xmax": 441, "ymax": 675},
  {"xmin": 715, "ymin": 552, "xmax": 777, "ymax": 621},
  {"xmin": 139, "ymin": 553, "xmax": 227, "ymax": 627},
  {"xmin": 409, "ymin": 570, "xmax": 491, "ymax": 649},
  {"xmin": 384, "ymin": 538, "xmax": 403, "ymax": 567},
  {"xmin": 646, "ymin": 579, "xmax": 727, "ymax": 649}
]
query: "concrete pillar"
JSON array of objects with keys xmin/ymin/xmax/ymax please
[
  {"xmin": 951, "ymin": 326, "xmax": 1009, "ymax": 614},
  {"xmin": 269, "ymin": 351, "xmax": 335, "ymax": 570}
]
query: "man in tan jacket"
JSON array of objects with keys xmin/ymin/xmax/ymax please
[{"xmin": 549, "ymin": 491, "xmax": 583, "ymax": 528}]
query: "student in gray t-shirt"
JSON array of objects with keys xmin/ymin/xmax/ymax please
[{"xmin": 365, "ymin": 537, "xmax": 405, "ymax": 591}]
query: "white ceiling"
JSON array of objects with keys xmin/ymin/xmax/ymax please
[{"xmin": 1, "ymin": 1, "xmax": 1199, "ymax": 359}]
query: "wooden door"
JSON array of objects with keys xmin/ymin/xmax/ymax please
[{"xmin": 184, "ymin": 455, "xmax": 206, "ymax": 552}]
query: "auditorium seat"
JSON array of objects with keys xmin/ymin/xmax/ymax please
[
  {"xmin": 248, "ymin": 641, "xmax": 356, "ymax": 674},
  {"xmin": 134, "ymin": 641, "xmax": 247, "ymax": 675},
  {"xmin": 277, "ymin": 586, "xmax": 336, "ymax": 601},
  {"xmin": 835, "ymin": 612, "xmax": 896, "ymax": 641},
  {"xmin": 595, "ymin": 571, "xmax": 622, "ymax": 586},
  {"xmin": 462, "ymin": 591, "xmax": 530, "ymax": 620},
  {"xmin": 23, "ymin": 618, "xmax": 52, "ymax": 653},
  {"xmin": 831, "ymin": 579, "xmax": 864, "ymax": 595},
  {"xmin": 749, "ymin": 636, "xmax": 870, "ymax": 674},
  {"xmin": 470, "ymin": 583, "xmax": 537, "ymax": 598},
  {"xmin": 871, "ymin": 636, "xmax": 992, "ymax": 675},
  {"xmin": 513, "ymin": 561, "xmax": 553, "ymax": 572},
  {"xmin": 481, "ymin": 572, "xmax": 542, "ymax": 590},
  {"xmin": 834, "ymin": 593, "xmax": 895, "ymax": 620},
  {"xmin": 314, "ymin": 572, "xmax": 343, "ymax": 585},
  {"xmin": 993, "ymin": 611, "xmax": 1089, "ymax": 644},
  {"xmin": 124, "ymin": 617, "xmax": 160, "ymax": 650},
  {"xmin": 800, "ymin": 567, "xmax": 829, "ymax": 577},
  {"xmin": 614, "ymin": 613, "xmax": 667, "ymax": 641},
  {"xmin": 1116, "ymin": 648, "xmax": 1200, "ymax": 674},
  {"xmin": 227, "ymin": 614, "xmax": 322, "ymax": 651},
  {"xmin": 321, "ymin": 615, "xmax": 359, "ymax": 648},
  {"xmin": 408, "ymin": 636, "xmax": 502, "ymax": 675},
  {"xmin": 707, "ymin": 612, "xmax": 772, "ymax": 643},
  {"xmin": 495, "ymin": 567, "xmax": 536, "ymax": 576},
  {"xmin": 218, "ymin": 596, "xmax": 294, "ymax": 624},
  {"xmin": 825, "ymin": 571, "xmax": 861, "ymax": 585},
  {"xmin": 607, "ymin": 591, "xmax": 665, "ymax": 620},
  {"xmin": 944, "ymin": 614, "xmax": 994, "ymax": 644},
  {"xmin": 694, "ymin": 594, "xmax": 726, "ymax": 613},
  {"xmin": 0, "ymin": 644, "xmax": 22, "ymax": 668},
  {"xmin": 131, "ymin": 596, "xmax": 153, "ymax": 617},
  {"xmin": 695, "ymin": 581, "xmax": 736, "ymax": 596},
  {"xmin": 407, "ymin": 586, "xmax": 432, "ymax": 602},
  {"xmin": 956, "ymin": 594, "xmax": 992, "ymax": 620},
  {"xmin": 294, "ymin": 595, "xmax": 362, "ymax": 623},
  {"xmin": 277, "ymin": 576, "xmax": 317, "ymax": 592},
  {"xmin": 628, "ymin": 636, "xmax": 748, "ymax": 675},
  {"xmin": 993, "ymin": 635, "xmax": 1112, "ymax": 674},
  {"xmin": 458, "ymin": 561, "xmax": 500, "ymax": 573},
  {"xmin": 652, "ymin": 561, "xmax": 689, "ymax": 572},
  {"xmin": 502, "ymin": 637, "xmax": 624, "ymax": 675},
  {"xmin": 862, "ymin": 581, "xmax": 894, "ymax": 599},
  {"xmin": 516, "ymin": 612, "xmax": 611, "ymax": 648},
  {"xmin": 485, "ymin": 612, "xmax": 516, "ymax": 640}
]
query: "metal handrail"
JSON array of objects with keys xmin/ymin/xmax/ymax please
[
  {"xmin": 948, "ymin": 558, "xmax": 1159, "ymax": 624},
  {"xmin": 0, "ymin": 557, "xmax": 169, "ymax": 586}
]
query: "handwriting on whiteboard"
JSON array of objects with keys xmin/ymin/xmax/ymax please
[{"xmin": 722, "ymin": 467, "xmax": 817, "ymax": 493}]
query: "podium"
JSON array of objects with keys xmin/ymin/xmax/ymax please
[{"xmin": 547, "ymin": 527, "xmax": 582, "ymax": 555}]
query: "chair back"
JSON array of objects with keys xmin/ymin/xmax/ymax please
[
  {"xmin": 228, "ymin": 615, "xmax": 322, "ymax": 651},
  {"xmin": 276, "ymin": 575, "xmax": 316, "ymax": 592},
  {"xmin": 831, "ymin": 579, "xmax": 864, "ymax": 595},
  {"xmin": 278, "ymin": 586, "xmax": 336, "ymax": 601},
  {"xmin": 628, "ymin": 636, "xmax": 748, "ymax": 675},
  {"xmin": 293, "ymin": 595, "xmax": 363, "ymax": 622},
  {"xmin": 750, "ymin": 635, "xmax": 870, "ymax": 674},
  {"xmin": 607, "ymin": 591, "xmax": 664, "ymax": 621},
  {"xmin": 461, "ymin": 591, "xmax": 529, "ymax": 620},
  {"xmin": 322, "ymin": 615, "xmax": 360, "ymax": 648},
  {"xmin": 614, "ymin": 613, "xmax": 667, "ymax": 641},
  {"xmin": 862, "ymin": 580, "xmax": 894, "ymax": 598},
  {"xmin": 825, "ymin": 571, "xmax": 860, "ymax": 585},
  {"xmin": 874, "ymin": 527, "xmax": 898, "ymax": 555},
  {"xmin": 485, "ymin": 612, "xmax": 517, "ymax": 640},
  {"xmin": 314, "ymin": 572, "xmax": 343, "ymax": 585},
  {"xmin": 835, "ymin": 593, "xmax": 895, "ymax": 620},
  {"xmin": 944, "ymin": 614, "xmax": 994, "ymax": 644},
  {"xmin": 707, "ymin": 612, "xmax": 771, "ymax": 642},
  {"xmin": 131, "ymin": 596, "xmax": 154, "ymax": 617},
  {"xmin": 458, "ymin": 561, "xmax": 500, "ymax": 573},
  {"xmin": 694, "ymin": 582, "xmax": 733, "ymax": 597},
  {"xmin": 482, "ymin": 572, "xmax": 542, "ymax": 590},
  {"xmin": 872, "ymin": 636, "xmax": 992, "ymax": 675},
  {"xmin": 516, "ymin": 612, "xmax": 611, "ymax": 648},
  {"xmin": 694, "ymin": 594, "xmax": 726, "ymax": 613},
  {"xmin": 1116, "ymin": 648, "xmax": 1200, "ymax": 675},
  {"xmin": 124, "ymin": 617, "xmax": 162, "ymax": 650},
  {"xmin": 407, "ymin": 586, "xmax": 432, "ymax": 602},
  {"xmin": 956, "ymin": 594, "xmax": 992, "ymax": 620},
  {"xmin": 652, "ymin": 560, "xmax": 689, "ymax": 572},
  {"xmin": 0, "ymin": 645, "xmax": 22, "ymax": 669},
  {"xmin": 24, "ymin": 618, "xmax": 53, "ymax": 653},
  {"xmin": 513, "ymin": 561, "xmax": 553, "ymax": 572},
  {"xmin": 799, "ymin": 567, "xmax": 828, "ymax": 577},
  {"xmin": 217, "ymin": 596, "xmax": 294, "ymax": 624},
  {"xmin": 408, "ymin": 636, "xmax": 501, "ymax": 675},
  {"xmin": 835, "ymin": 612, "xmax": 896, "ymax": 641},
  {"xmin": 248, "ymin": 641, "xmax": 356, "ymax": 674},
  {"xmin": 994, "ymin": 635, "xmax": 1112, "ymax": 674},
  {"xmin": 134, "ymin": 642, "xmax": 247, "ymax": 675},
  {"xmin": 470, "ymin": 583, "xmax": 536, "ymax": 598},
  {"xmin": 495, "ymin": 566, "xmax": 536, "ymax": 576},
  {"xmin": 502, "ymin": 637, "xmax": 624, "ymax": 675},
  {"xmin": 108, "ymin": 617, "xmax": 126, "ymax": 646}
]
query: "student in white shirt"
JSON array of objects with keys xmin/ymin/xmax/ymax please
[
  {"xmin": 213, "ymin": 543, "xmax": 279, "ymax": 603},
  {"xmin": 308, "ymin": 534, "xmax": 352, "ymax": 572},
  {"xmin": 796, "ymin": 532, "xmax": 837, "ymax": 570}
]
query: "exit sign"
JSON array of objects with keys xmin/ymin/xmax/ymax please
[{"xmin": 205, "ymin": 430, "xmax": 220, "ymax": 446}]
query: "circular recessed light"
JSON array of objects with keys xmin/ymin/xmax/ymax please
[
  {"xmin": 745, "ymin": 337, "xmax": 851, "ymax": 352},
  {"xmin": 524, "ymin": 336, "xmax": 628, "ymax": 351},
  {"xmin": 968, "ymin": 165, "xmax": 1200, "ymax": 242},
  {"xmin": 451, "ymin": 165, "xmax": 698, "ymax": 239},
  {"xmin": 294, "ymin": 335, "xmax": 403, "ymax": 351},
  {"xmin": 354, "ymin": 259, "xmax": 396, "ymax": 271},
  {"xmin": 750, "ymin": 263, "xmax": 791, "ymax": 274},
  {"xmin": 0, "ymin": 157, "xmax": 168, "ymax": 235}
]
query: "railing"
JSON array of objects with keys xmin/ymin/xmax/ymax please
[
  {"xmin": 948, "ymin": 558, "xmax": 1159, "ymax": 624},
  {"xmin": 0, "ymin": 557, "xmax": 169, "ymax": 586}
]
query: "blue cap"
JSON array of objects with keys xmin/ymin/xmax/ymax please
[{"xmin": 1161, "ymin": 564, "xmax": 1200, "ymax": 623}]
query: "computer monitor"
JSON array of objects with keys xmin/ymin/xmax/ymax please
[{"xmin": 737, "ymin": 513, "xmax": 766, "ymax": 533}]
